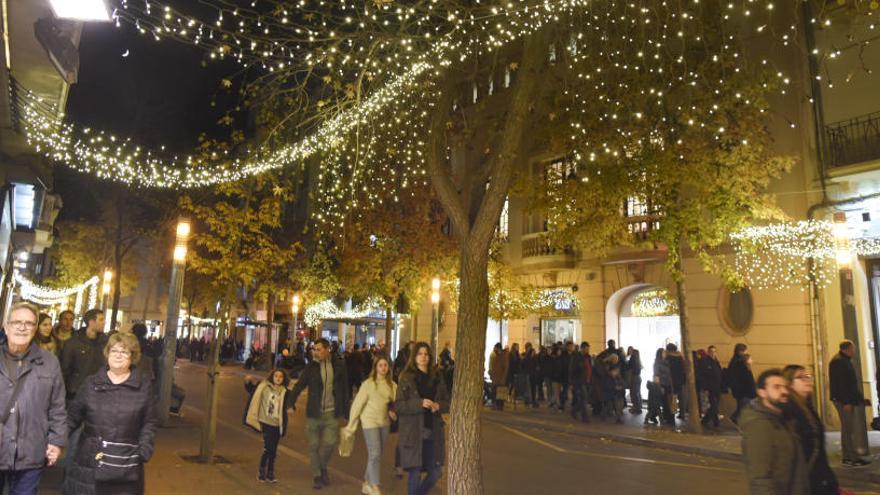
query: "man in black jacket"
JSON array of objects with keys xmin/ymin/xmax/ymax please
[
  {"xmin": 289, "ymin": 338, "xmax": 350, "ymax": 489},
  {"xmin": 699, "ymin": 346, "xmax": 723, "ymax": 429},
  {"xmin": 829, "ymin": 340, "xmax": 871, "ymax": 466},
  {"xmin": 60, "ymin": 309, "xmax": 108, "ymax": 401}
]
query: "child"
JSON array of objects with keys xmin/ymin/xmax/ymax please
[
  {"xmin": 245, "ymin": 368, "xmax": 292, "ymax": 482},
  {"xmin": 645, "ymin": 378, "xmax": 663, "ymax": 425}
]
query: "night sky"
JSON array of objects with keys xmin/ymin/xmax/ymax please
[{"xmin": 57, "ymin": 7, "xmax": 240, "ymax": 221}]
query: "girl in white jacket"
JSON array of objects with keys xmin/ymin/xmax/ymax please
[{"xmin": 344, "ymin": 356, "xmax": 398, "ymax": 495}]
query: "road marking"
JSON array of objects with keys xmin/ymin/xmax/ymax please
[
  {"xmin": 500, "ymin": 426, "xmax": 742, "ymax": 473},
  {"xmin": 181, "ymin": 405, "xmax": 361, "ymax": 485}
]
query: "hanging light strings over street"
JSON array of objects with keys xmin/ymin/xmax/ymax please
[
  {"xmin": 732, "ymin": 219, "xmax": 880, "ymax": 290},
  {"xmin": 17, "ymin": 0, "xmax": 872, "ymax": 239},
  {"xmin": 14, "ymin": 272, "xmax": 100, "ymax": 310}
]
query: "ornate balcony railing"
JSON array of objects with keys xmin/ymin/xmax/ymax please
[
  {"xmin": 825, "ymin": 110, "xmax": 880, "ymax": 169},
  {"xmin": 521, "ymin": 233, "xmax": 573, "ymax": 259}
]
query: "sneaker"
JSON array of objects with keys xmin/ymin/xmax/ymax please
[
  {"xmin": 362, "ymin": 482, "xmax": 373, "ymax": 494},
  {"xmin": 313, "ymin": 476, "xmax": 323, "ymax": 490},
  {"xmin": 266, "ymin": 476, "xmax": 278, "ymax": 483},
  {"xmin": 321, "ymin": 469, "xmax": 331, "ymax": 486},
  {"xmin": 257, "ymin": 473, "xmax": 266, "ymax": 482}
]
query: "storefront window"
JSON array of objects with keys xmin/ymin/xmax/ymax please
[{"xmin": 541, "ymin": 318, "xmax": 579, "ymax": 345}]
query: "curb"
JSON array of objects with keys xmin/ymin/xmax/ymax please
[
  {"xmin": 484, "ymin": 412, "xmax": 743, "ymax": 462},
  {"xmin": 485, "ymin": 412, "xmax": 880, "ymax": 486}
]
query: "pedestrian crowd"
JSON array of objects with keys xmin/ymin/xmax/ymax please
[
  {"xmin": 0, "ymin": 303, "xmax": 157, "ymax": 495},
  {"xmin": 484, "ymin": 337, "xmax": 875, "ymax": 495},
  {"xmin": 243, "ymin": 339, "xmax": 450, "ymax": 494}
]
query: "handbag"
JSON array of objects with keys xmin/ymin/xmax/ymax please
[
  {"xmin": 495, "ymin": 385, "xmax": 510, "ymax": 402},
  {"xmin": 94, "ymin": 438, "xmax": 141, "ymax": 483},
  {"xmin": 0, "ymin": 373, "xmax": 29, "ymax": 444},
  {"xmin": 388, "ymin": 401, "xmax": 399, "ymax": 434},
  {"xmin": 338, "ymin": 428, "xmax": 355, "ymax": 457}
]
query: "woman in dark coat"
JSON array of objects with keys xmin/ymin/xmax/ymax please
[
  {"xmin": 727, "ymin": 343, "xmax": 757, "ymax": 424},
  {"xmin": 652, "ymin": 348, "xmax": 674, "ymax": 425},
  {"xmin": 783, "ymin": 365, "xmax": 839, "ymax": 495},
  {"xmin": 65, "ymin": 333, "xmax": 158, "ymax": 495},
  {"xmin": 396, "ymin": 342, "xmax": 450, "ymax": 495}
]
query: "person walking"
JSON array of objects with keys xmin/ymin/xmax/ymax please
[
  {"xmin": 829, "ymin": 340, "xmax": 871, "ymax": 466},
  {"xmin": 64, "ymin": 332, "xmax": 158, "ymax": 495},
  {"xmin": 53, "ymin": 309, "xmax": 75, "ymax": 352},
  {"xmin": 396, "ymin": 342, "xmax": 449, "ymax": 495},
  {"xmin": 0, "ymin": 302, "xmax": 67, "ymax": 494},
  {"xmin": 783, "ymin": 365, "xmax": 839, "ymax": 495},
  {"xmin": 700, "ymin": 345, "xmax": 724, "ymax": 429},
  {"xmin": 524, "ymin": 343, "xmax": 540, "ymax": 407},
  {"xmin": 245, "ymin": 368, "xmax": 293, "ymax": 483},
  {"xmin": 61, "ymin": 309, "xmax": 109, "ymax": 400},
  {"xmin": 627, "ymin": 347, "xmax": 643, "ymax": 414},
  {"xmin": 569, "ymin": 342, "xmax": 592, "ymax": 423},
  {"xmin": 344, "ymin": 356, "xmax": 397, "ymax": 495},
  {"xmin": 35, "ymin": 313, "xmax": 60, "ymax": 357},
  {"xmin": 488, "ymin": 343, "xmax": 508, "ymax": 410},
  {"xmin": 653, "ymin": 347, "xmax": 674, "ymax": 425},
  {"xmin": 728, "ymin": 343, "xmax": 757, "ymax": 425},
  {"xmin": 740, "ymin": 368, "xmax": 808, "ymax": 495},
  {"xmin": 289, "ymin": 338, "xmax": 350, "ymax": 490}
]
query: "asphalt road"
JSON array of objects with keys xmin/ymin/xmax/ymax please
[{"xmin": 173, "ymin": 361, "xmax": 748, "ymax": 494}]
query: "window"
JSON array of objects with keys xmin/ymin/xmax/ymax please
[
  {"xmin": 12, "ymin": 183, "xmax": 36, "ymax": 229},
  {"xmin": 545, "ymin": 158, "xmax": 577, "ymax": 184}
]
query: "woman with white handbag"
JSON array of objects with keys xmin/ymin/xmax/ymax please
[{"xmin": 343, "ymin": 356, "xmax": 397, "ymax": 495}]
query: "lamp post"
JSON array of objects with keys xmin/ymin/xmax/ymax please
[
  {"xmin": 101, "ymin": 269, "xmax": 112, "ymax": 311},
  {"xmin": 431, "ymin": 277, "xmax": 440, "ymax": 361},
  {"xmin": 158, "ymin": 217, "xmax": 190, "ymax": 425},
  {"xmin": 290, "ymin": 293, "xmax": 300, "ymax": 346}
]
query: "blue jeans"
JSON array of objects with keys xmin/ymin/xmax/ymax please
[
  {"xmin": 363, "ymin": 426, "xmax": 389, "ymax": 486},
  {"xmin": 407, "ymin": 439, "xmax": 441, "ymax": 495},
  {"xmin": 0, "ymin": 468, "xmax": 42, "ymax": 495}
]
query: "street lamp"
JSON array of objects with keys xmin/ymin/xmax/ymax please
[
  {"xmin": 158, "ymin": 217, "xmax": 190, "ymax": 425},
  {"xmin": 431, "ymin": 277, "xmax": 440, "ymax": 360}
]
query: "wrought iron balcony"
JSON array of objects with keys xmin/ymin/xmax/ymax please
[
  {"xmin": 825, "ymin": 111, "xmax": 880, "ymax": 169},
  {"xmin": 521, "ymin": 232, "xmax": 573, "ymax": 259}
]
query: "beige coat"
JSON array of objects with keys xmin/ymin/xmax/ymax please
[
  {"xmin": 245, "ymin": 381, "xmax": 289, "ymax": 435},
  {"xmin": 345, "ymin": 378, "xmax": 397, "ymax": 432}
]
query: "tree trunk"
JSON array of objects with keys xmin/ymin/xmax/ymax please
[
  {"xmin": 447, "ymin": 243, "xmax": 491, "ymax": 495},
  {"xmin": 258, "ymin": 294, "xmax": 276, "ymax": 371},
  {"xmin": 385, "ymin": 304, "xmax": 394, "ymax": 357},
  {"xmin": 200, "ymin": 293, "xmax": 232, "ymax": 462},
  {"xmin": 674, "ymin": 245, "xmax": 702, "ymax": 434}
]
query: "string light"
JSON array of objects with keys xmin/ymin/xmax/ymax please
[
  {"xmin": 631, "ymin": 289, "xmax": 678, "ymax": 317},
  {"xmin": 15, "ymin": 273, "xmax": 100, "ymax": 309},
  {"xmin": 731, "ymin": 220, "xmax": 880, "ymax": 290},
  {"xmin": 303, "ymin": 297, "xmax": 384, "ymax": 328}
]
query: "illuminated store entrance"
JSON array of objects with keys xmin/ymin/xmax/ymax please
[{"xmin": 608, "ymin": 285, "xmax": 680, "ymax": 393}]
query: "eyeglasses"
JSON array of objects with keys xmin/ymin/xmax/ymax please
[
  {"xmin": 109, "ymin": 348, "xmax": 132, "ymax": 357},
  {"xmin": 6, "ymin": 320, "xmax": 36, "ymax": 330}
]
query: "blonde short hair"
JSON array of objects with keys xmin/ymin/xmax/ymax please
[
  {"xmin": 104, "ymin": 332, "xmax": 142, "ymax": 365},
  {"xmin": 7, "ymin": 302, "xmax": 39, "ymax": 322}
]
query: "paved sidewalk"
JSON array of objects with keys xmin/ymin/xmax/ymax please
[
  {"xmin": 39, "ymin": 414, "xmax": 360, "ymax": 495},
  {"xmin": 485, "ymin": 401, "xmax": 880, "ymax": 485}
]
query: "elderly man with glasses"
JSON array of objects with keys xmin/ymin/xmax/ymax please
[{"xmin": 0, "ymin": 302, "xmax": 67, "ymax": 495}]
